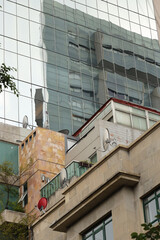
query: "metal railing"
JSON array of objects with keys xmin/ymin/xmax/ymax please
[{"xmin": 41, "ymin": 161, "xmax": 90, "ymax": 199}]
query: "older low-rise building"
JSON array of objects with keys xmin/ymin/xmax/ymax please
[
  {"xmin": 1, "ymin": 99, "xmax": 160, "ymax": 240},
  {"xmin": 32, "ymin": 99, "xmax": 160, "ymax": 240}
]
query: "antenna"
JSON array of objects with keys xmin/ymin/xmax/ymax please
[
  {"xmin": 59, "ymin": 168, "xmax": 68, "ymax": 187},
  {"xmin": 94, "ymin": 128, "xmax": 113, "ymax": 152},
  {"xmin": 22, "ymin": 115, "xmax": 28, "ymax": 128},
  {"xmin": 102, "ymin": 128, "xmax": 110, "ymax": 151}
]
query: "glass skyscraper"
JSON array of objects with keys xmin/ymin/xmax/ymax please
[{"xmin": 0, "ymin": 0, "xmax": 160, "ymax": 134}]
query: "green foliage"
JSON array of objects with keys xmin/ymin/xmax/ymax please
[
  {"xmin": 131, "ymin": 214, "xmax": 160, "ymax": 240},
  {"xmin": 0, "ymin": 63, "xmax": 19, "ymax": 96},
  {"xmin": 0, "ymin": 161, "xmax": 15, "ymax": 178},
  {"xmin": 0, "ymin": 161, "xmax": 19, "ymax": 210},
  {"xmin": 0, "ymin": 212, "xmax": 36, "ymax": 240},
  {"xmin": 0, "ymin": 161, "xmax": 36, "ymax": 239},
  {"xmin": 0, "ymin": 221, "xmax": 28, "ymax": 240},
  {"xmin": 10, "ymin": 202, "xmax": 24, "ymax": 213}
]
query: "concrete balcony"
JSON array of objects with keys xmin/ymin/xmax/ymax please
[{"xmin": 0, "ymin": 209, "xmax": 26, "ymax": 224}]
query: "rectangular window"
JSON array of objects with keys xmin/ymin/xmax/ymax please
[
  {"xmin": 143, "ymin": 189, "xmax": 160, "ymax": 224},
  {"xmin": 23, "ymin": 182, "xmax": 28, "ymax": 207},
  {"xmin": 83, "ymin": 215, "xmax": 114, "ymax": 240},
  {"xmin": 18, "ymin": 181, "xmax": 28, "ymax": 207}
]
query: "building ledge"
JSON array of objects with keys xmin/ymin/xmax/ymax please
[
  {"xmin": 50, "ymin": 172, "xmax": 140, "ymax": 232},
  {"xmin": 0, "ymin": 209, "xmax": 26, "ymax": 224}
]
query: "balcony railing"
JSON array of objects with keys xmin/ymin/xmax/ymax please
[{"xmin": 41, "ymin": 161, "xmax": 91, "ymax": 199}]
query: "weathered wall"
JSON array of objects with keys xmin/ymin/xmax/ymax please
[{"xmin": 19, "ymin": 127, "xmax": 65, "ymax": 214}]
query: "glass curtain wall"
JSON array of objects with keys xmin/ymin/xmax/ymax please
[{"xmin": 0, "ymin": 0, "xmax": 160, "ymax": 134}]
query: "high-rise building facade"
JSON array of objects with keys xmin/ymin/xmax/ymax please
[{"xmin": 0, "ymin": 0, "xmax": 160, "ymax": 134}]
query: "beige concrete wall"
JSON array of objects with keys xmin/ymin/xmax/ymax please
[
  {"xmin": 0, "ymin": 122, "xmax": 31, "ymax": 144},
  {"xmin": 66, "ymin": 119, "xmax": 142, "ymax": 165},
  {"xmin": 32, "ymin": 122, "xmax": 160, "ymax": 240},
  {"xmin": 1, "ymin": 209, "xmax": 26, "ymax": 224},
  {"xmin": 33, "ymin": 219, "xmax": 66, "ymax": 240},
  {"xmin": 33, "ymin": 146, "xmax": 137, "ymax": 239},
  {"xmin": 66, "ymin": 187, "xmax": 137, "ymax": 240}
]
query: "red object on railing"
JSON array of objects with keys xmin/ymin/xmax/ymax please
[{"xmin": 38, "ymin": 197, "xmax": 47, "ymax": 210}]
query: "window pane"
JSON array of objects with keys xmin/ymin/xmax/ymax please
[
  {"xmin": 86, "ymin": 236, "xmax": 92, "ymax": 240},
  {"xmin": 0, "ymin": 91, "xmax": 4, "ymax": 118},
  {"xmin": 18, "ymin": 41, "xmax": 30, "ymax": 57},
  {"xmin": 95, "ymin": 229, "xmax": 103, "ymax": 240},
  {"xmin": 19, "ymin": 96, "xmax": 32, "ymax": 126},
  {"xmin": 0, "ymin": 0, "xmax": 3, "ymax": 9},
  {"xmin": 29, "ymin": 0, "xmax": 41, "ymax": 11},
  {"xmin": 144, "ymin": 193, "xmax": 155, "ymax": 203},
  {"xmin": 5, "ymin": 51, "xmax": 17, "ymax": 78},
  {"xmin": 149, "ymin": 120, "xmax": 156, "ymax": 128},
  {"xmin": 158, "ymin": 198, "xmax": 160, "ymax": 212},
  {"xmin": 137, "ymin": 0, "xmax": 148, "ymax": 16},
  {"xmin": 144, "ymin": 199, "xmax": 157, "ymax": 223},
  {"xmin": 105, "ymin": 221, "xmax": 114, "ymax": 240},
  {"xmin": 19, "ymin": 81, "xmax": 31, "ymax": 98},
  {"xmin": 132, "ymin": 116, "xmax": 147, "ymax": 131},
  {"xmin": 0, "ymin": 12, "xmax": 3, "ymax": 35},
  {"xmin": 30, "ymin": 22, "xmax": 42, "ymax": 46},
  {"xmin": 148, "ymin": 112, "xmax": 160, "ymax": 121},
  {"xmin": 31, "ymin": 46, "xmax": 43, "ymax": 61},
  {"xmin": 131, "ymin": 108, "xmax": 145, "ymax": 117},
  {"xmin": 4, "ymin": 13, "xmax": 16, "ymax": 38},
  {"xmin": 83, "ymin": 216, "xmax": 113, "ymax": 240},
  {"xmin": 5, "ymin": 37, "xmax": 17, "ymax": 53},
  {"xmin": 116, "ymin": 111, "xmax": 131, "ymax": 126},
  {"xmin": 5, "ymin": 92, "xmax": 18, "ymax": 121},
  {"xmin": 18, "ymin": 55, "xmax": 31, "ymax": 82},
  {"xmin": 4, "ymin": 0, "xmax": 16, "ymax": 14},
  {"xmin": 30, "ymin": 8, "xmax": 41, "ymax": 23},
  {"xmin": 31, "ymin": 59, "xmax": 44, "ymax": 86},
  {"xmin": 17, "ymin": 0, "xmax": 28, "ymax": 7},
  {"xmin": 17, "ymin": 5, "xmax": 29, "ymax": 19},
  {"xmin": 17, "ymin": 17, "xmax": 29, "ymax": 43}
]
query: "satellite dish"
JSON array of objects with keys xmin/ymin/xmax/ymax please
[
  {"xmin": 59, "ymin": 129, "xmax": 69, "ymax": 135},
  {"xmin": 60, "ymin": 168, "xmax": 68, "ymax": 187},
  {"xmin": 37, "ymin": 197, "xmax": 47, "ymax": 213},
  {"xmin": 102, "ymin": 128, "xmax": 110, "ymax": 151},
  {"xmin": 22, "ymin": 115, "xmax": 28, "ymax": 128}
]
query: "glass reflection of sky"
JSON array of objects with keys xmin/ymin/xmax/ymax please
[
  {"xmin": 55, "ymin": 0, "xmax": 157, "ymax": 40},
  {"xmin": 0, "ymin": 0, "xmax": 160, "ymax": 133}
]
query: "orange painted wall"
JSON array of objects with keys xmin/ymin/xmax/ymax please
[{"xmin": 19, "ymin": 127, "xmax": 65, "ymax": 214}]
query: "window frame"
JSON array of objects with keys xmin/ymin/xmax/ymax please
[
  {"xmin": 82, "ymin": 215, "xmax": 113, "ymax": 240},
  {"xmin": 143, "ymin": 189, "xmax": 160, "ymax": 224}
]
